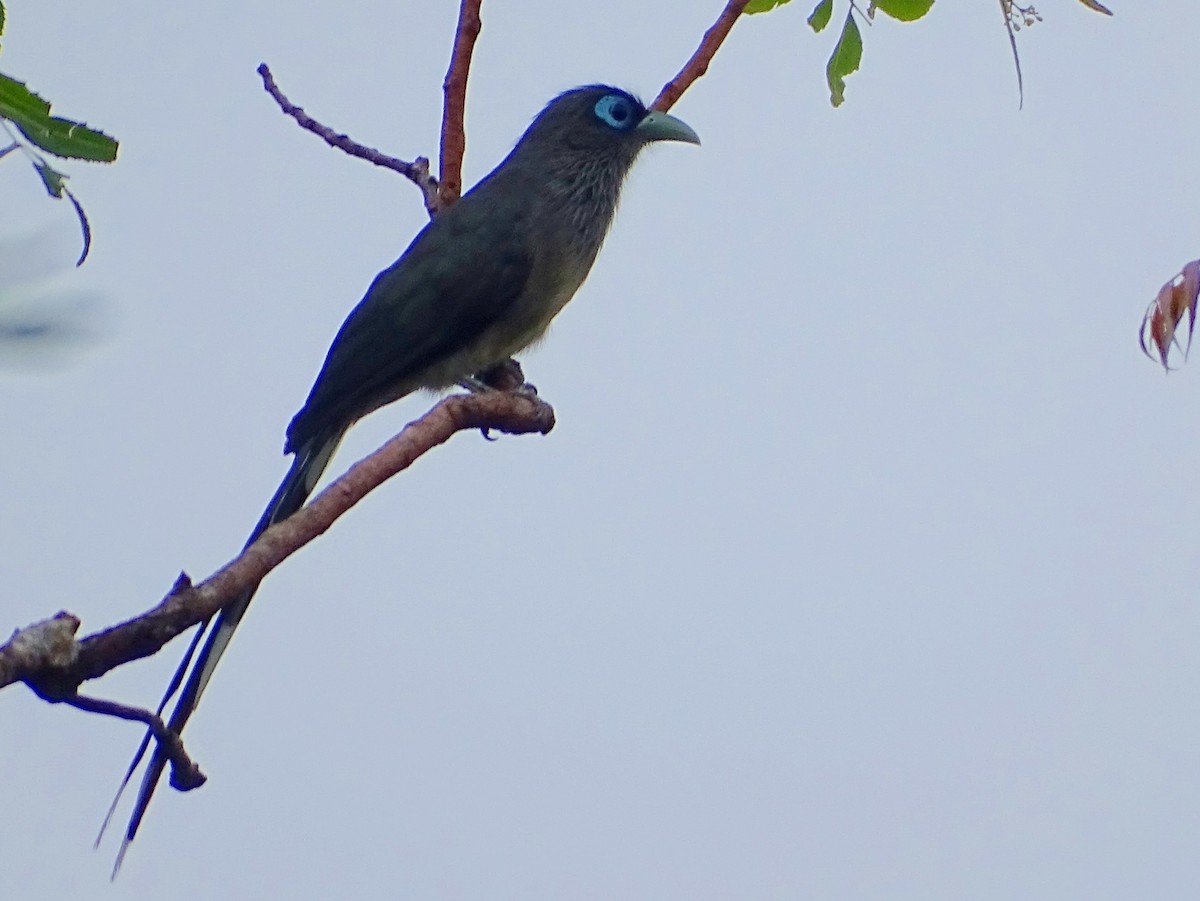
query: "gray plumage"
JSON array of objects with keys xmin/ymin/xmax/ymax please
[{"xmin": 103, "ymin": 84, "xmax": 698, "ymax": 870}]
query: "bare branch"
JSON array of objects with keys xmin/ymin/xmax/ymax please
[
  {"xmin": 65, "ymin": 695, "xmax": 206, "ymax": 791},
  {"xmin": 652, "ymin": 0, "xmax": 751, "ymax": 112},
  {"xmin": 256, "ymin": 63, "xmax": 442, "ymax": 218},
  {"xmin": 0, "ymin": 612, "xmax": 80, "ymax": 688},
  {"xmin": 439, "ymin": 0, "xmax": 483, "ymax": 209},
  {"xmin": 1, "ymin": 391, "xmax": 555, "ymax": 696}
]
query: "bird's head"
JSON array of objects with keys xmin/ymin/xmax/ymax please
[
  {"xmin": 515, "ymin": 85, "xmax": 700, "ymax": 163},
  {"xmin": 489, "ymin": 84, "xmax": 699, "ymax": 255}
]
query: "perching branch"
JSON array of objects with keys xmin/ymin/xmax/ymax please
[
  {"xmin": 1, "ymin": 391, "xmax": 555, "ymax": 697},
  {"xmin": 652, "ymin": 0, "xmax": 751, "ymax": 112},
  {"xmin": 438, "ymin": 0, "xmax": 483, "ymax": 209},
  {"xmin": 256, "ymin": 63, "xmax": 442, "ymax": 218}
]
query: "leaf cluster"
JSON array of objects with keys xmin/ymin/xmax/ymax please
[{"xmin": 746, "ymin": 0, "xmax": 934, "ymax": 107}]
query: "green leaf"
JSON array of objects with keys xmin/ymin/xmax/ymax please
[
  {"xmin": 12, "ymin": 114, "xmax": 119, "ymax": 162},
  {"xmin": 826, "ymin": 12, "xmax": 862, "ymax": 107},
  {"xmin": 0, "ymin": 2, "xmax": 6, "ymax": 41},
  {"xmin": 0, "ymin": 74, "xmax": 118, "ymax": 162},
  {"xmin": 745, "ymin": 0, "xmax": 792, "ymax": 13},
  {"xmin": 872, "ymin": 0, "xmax": 934, "ymax": 21},
  {"xmin": 0, "ymin": 73, "xmax": 48, "ymax": 121},
  {"xmin": 808, "ymin": 0, "xmax": 834, "ymax": 32}
]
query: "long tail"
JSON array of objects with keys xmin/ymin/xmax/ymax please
[{"xmin": 101, "ymin": 429, "xmax": 344, "ymax": 874}]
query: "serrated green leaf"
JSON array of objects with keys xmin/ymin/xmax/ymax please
[
  {"xmin": 0, "ymin": 73, "xmax": 50, "ymax": 122},
  {"xmin": 808, "ymin": 0, "xmax": 834, "ymax": 31},
  {"xmin": 0, "ymin": 73, "xmax": 118, "ymax": 161},
  {"xmin": 745, "ymin": 0, "xmax": 792, "ymax": 13},
  {"xmin": 0, "ymin": 2, "xmax": 6, "ymax": 41},
  {"xmin": 12, "ymin": 115, "xmax": 118, "ymax": 162},
  {"xmin": 826, "ymin": 12, "xmax": 862, "ymax": 107},
  {"xmin": 872, "ymin": 0, "xmax": 934, "ymax": 21}
]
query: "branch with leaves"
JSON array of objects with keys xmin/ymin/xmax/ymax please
[
  {"xmin": 0, "ymin": 3, "xmax": 119, "ymax": 264},
  {"xmin": 747, "ymin": 0, "xmax": 1112, "ymax": 109}
]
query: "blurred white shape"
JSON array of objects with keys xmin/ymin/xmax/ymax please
[{"xmin": 0, "ymin": 226, "xmax": 106, "ymax": 367}]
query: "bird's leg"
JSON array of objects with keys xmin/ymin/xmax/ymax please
[
  {"xmin": 460, "ymin": 358, "xmax": 541, "ymax": 440},
  {"xmin": 460, "ymin": 357, "xmax": 537, "ymax": 396}
]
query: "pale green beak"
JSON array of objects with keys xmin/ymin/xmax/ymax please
[{"xmin": 637, "ymin": 110, "xmax": 701, "ymax": 146}]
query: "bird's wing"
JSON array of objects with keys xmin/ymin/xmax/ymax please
[{"xmin": 286, "ymin": 191, "xmax": 535, "ymax": 451}]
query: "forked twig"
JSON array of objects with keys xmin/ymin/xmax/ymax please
[{"xmin": 256, "ymin": 63, "xmax": 441, "ymax": 217}]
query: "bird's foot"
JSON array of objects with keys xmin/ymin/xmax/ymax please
[
  {"xmin": 463, "ymin": 360, "xmax": 542, "ymax": 439},
  {"xmin": 475, "ymin": 357, "xmax": 527, "ymax": 391}
]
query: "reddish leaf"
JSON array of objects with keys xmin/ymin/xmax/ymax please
[{"xmin": 1140, "ymin": 260, "xmax": 1200, "ymax": 371}]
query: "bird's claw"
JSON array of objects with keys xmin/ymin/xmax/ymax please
[{"xmin": 458, "ymin": 376, "xmax": 493, "ymax": 394}]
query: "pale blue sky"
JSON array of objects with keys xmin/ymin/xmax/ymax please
[{"xmin": 4, "ymin": 2, "xmax": 1199, "ymax": 898}]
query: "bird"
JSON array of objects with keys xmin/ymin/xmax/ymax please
[{"xmin": 101, "ymin": 84, "xmax": 699, "ymax": 870}]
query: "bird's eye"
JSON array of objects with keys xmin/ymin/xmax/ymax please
[{"xmin": 594, "ymin": 94, "xmax": 634, "ymax": 130}]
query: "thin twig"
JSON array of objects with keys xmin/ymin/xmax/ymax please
[
  {"xmin": 652, "ymin": 0, "xmax": 751, "ymax": 112},
  {"xmin": 1000, "ymin": 0, "xmax": 1024, "ymax": 109},
  {"xmin": 256, "ymin": 63, "xmax": 441, "ymax": 218},
  {"xmin": 0, "ymin": 391, "xmax": 555, "ymax": 695},
  {"xmin": 64, "ymin": 694, "xmax": 207, "ymax": 791},
  {"xmin": 439, "ymin": 0, "xmax": 483, "ymax": 209}
]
